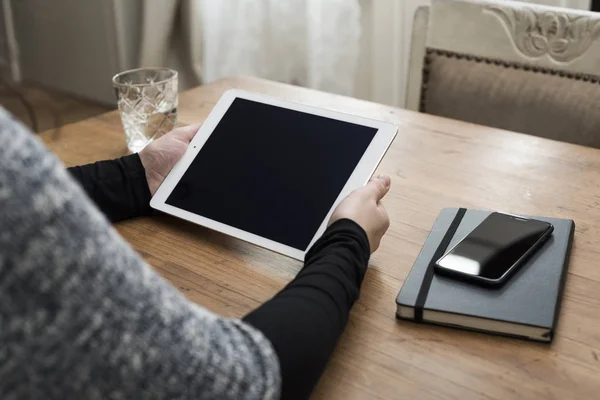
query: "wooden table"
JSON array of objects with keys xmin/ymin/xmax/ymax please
[{"xmin": 41, "ymin": 77, "xmax": 600, "ymax": 399}]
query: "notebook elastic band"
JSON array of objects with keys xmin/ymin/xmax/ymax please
[{"xmin": 414, "ymin": 208, "xmax": 467, "ymax": 321}]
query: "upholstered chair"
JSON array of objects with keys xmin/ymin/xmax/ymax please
[{"xmin": 406, "ymin": 0, "xmax": 600, "ymax": 148}]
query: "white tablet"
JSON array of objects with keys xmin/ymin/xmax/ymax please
[{"xmin": 151, "ymin": 90, "xmax": 397, "ymax": 260}]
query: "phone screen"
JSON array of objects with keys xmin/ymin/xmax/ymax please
[{"xmin": 436, "ymin": 213, "xmax": 552, "ymax": 281}]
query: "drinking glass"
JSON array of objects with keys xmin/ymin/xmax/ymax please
[{"xmin": 112, "ymin": 67, "xmax": 178, "ymax": 152}]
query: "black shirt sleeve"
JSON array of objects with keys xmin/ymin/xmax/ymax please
[
  {"xmin": 70, "ymin": 154, "xmax": 370, "ymax": 398},
  {"xmin": 67, "ymin": 154, "xmax": 153, "ymax": 222},
  {"xmin": 243, "ymin": 218, "xmax": 370, "ymax": 400}
]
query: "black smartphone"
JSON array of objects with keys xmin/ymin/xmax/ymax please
[{"xmin": 435, "ymin": 212, "xmax": 554, "ymax": 286}]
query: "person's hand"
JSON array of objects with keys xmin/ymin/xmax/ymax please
[
  {"xmin": 139, "ymin": 124, "xmax": 201, "ymax": 196},
  {"xmin": 328, "ymin": 175, "xmax": 391, "ymax": 253}
]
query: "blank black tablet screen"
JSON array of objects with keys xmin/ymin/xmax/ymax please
[{"xmin": 166, "ymin": 98, "xmax": 377, "ymax": 250}]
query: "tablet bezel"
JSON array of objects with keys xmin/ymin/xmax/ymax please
[{"xmin": 150, "ymin": 89, "xmax": 397, "ymax": 260}]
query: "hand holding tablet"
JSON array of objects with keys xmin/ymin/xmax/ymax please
[
  {"xmin": 151, "ymin": 90, "xmax": 397, "ymax": 260},
  {"xmin": 139, "ymin": 124, "xmax": 203, "ymax": 196},
  {"xmin": 329, "ymin": 175, "xmax": 392, "ymax": 253}
]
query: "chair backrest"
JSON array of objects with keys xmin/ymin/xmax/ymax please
[{"xmin": 406, "ymin": 0, "xmax": 600, "ymax": 148}]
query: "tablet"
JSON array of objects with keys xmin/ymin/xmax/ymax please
[{"xmin": 150, "ymin": 90, "xmax": 397, "ymax": 260}]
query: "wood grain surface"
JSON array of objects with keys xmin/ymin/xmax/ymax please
[{"xmin": 40, "ymin": 77, "xmax": 600, "ymax": 399}]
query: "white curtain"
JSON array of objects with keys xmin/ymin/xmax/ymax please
[
  {"xmin": 200, "ymin": 0, "xmax": 362, "ymax": 96},
  {"xmin": 139, "ymin": 0, "xmax": 362, "ymax": 97}
]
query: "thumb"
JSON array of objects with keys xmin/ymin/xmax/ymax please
[
  {"xmin": 171, "ymin": 123, "xmax": 202, "ymax": 143},
  {"xmin": 363, "ymin": 175, "xmax": 391, "ymax": 201}
]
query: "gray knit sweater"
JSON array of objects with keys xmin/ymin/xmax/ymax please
[{"xmin": 0, "ymin": 108, "xmax": 280, "ymax": 399}]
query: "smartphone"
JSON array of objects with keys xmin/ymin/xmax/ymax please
[{"xmin": 435, "ymin": 212, "xmax": 554, "ymax": 286}]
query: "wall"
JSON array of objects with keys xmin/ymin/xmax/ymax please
[{"xmin": 10, "ymin": 0, "xmax": 141, "ymax": 104}]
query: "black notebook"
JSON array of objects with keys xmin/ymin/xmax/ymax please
[{"xmin": 396, "ymin": 208, "xmax": 574, "ymax": 342}]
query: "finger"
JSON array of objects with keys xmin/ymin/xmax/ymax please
[
  {"xmin": 171, "ymin": 123, "xmax": 202, "ymax": 143},
  {"xmin": 362, "ymin": 175, "xmax": 391, "ymax": 202}
]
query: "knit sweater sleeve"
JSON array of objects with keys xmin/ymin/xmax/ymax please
[{"xmin": 0, "ymin": 108, "xmax": 280, "ymax": 400}]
